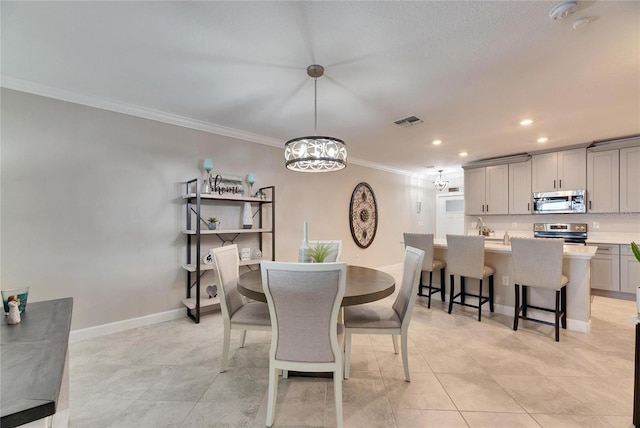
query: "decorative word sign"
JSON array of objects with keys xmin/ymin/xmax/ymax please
[{"xmin": 212, "ymin": 174, "xmax": 244, "ymax": 196}]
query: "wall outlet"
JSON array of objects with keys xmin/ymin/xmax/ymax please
[
  {"xmin": 502, "ymin": 275, "xmax": 509, "ymax": 286},
  {"xmin": 592, "ymin": 221, "xmax": 600, "ymax": 229}
]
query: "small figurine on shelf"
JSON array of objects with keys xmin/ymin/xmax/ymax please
[{"xmin": 7, "ymin": 296, "xmax": 21, "ymax": 325}]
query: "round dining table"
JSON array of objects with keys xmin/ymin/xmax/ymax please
[{"xmin": 237, "ymin": 265, "xmax": 395, "ymax": 306}]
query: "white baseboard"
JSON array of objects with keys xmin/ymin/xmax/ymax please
[{"xmin": 70, "ymin": 308, "xmax": 185, "ymax": 343}]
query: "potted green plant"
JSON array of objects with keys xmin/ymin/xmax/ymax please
[
  {"xmin": 632, "ymin": 242, "xmax": 640, "ymax": 263},
  {"xmin": 207, "ymin": 217, "xmax": 219, "ymax": 230},
  {"xmin": 309, "ymin": 242, "xmax": 333, "ymax": 263}
]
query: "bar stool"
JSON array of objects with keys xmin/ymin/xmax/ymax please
[
  {"xmin": 446, "ymin": 235, "xmax": 495, "ymax": 321},
  {"xmin": 511, "ymin": 237, "xmax": 568, "ymax": 342},
  {"xmin": 403, "ymin": 233, "xmax": 446, "ymax": 308}
]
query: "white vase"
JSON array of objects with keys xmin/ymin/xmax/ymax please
[{"xmin": 242, "ymin": 202, "xmax": 253, "ymax": 229}]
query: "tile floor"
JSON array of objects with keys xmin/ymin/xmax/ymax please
[{"xmin": 70, "ymin": 270, "xmax": 636, "ymax": 427}]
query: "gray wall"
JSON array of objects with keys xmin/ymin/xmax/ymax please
[{"xmin": 1, "ymin": 89, "xmax": 431, "ymax": 329}]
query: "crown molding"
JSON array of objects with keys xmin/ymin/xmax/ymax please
[
  {"xmin": 1, "ymin": 75, "xmax": 412, "ymax": 176},
  {"xmin": 0, "ymin": 75, "xmax": 285, "ymax": 147}
]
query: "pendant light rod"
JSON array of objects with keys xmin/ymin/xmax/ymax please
[
  {"xmin": 284, "ymin": 64, "xmax": 347, "ymax": 173},
  {"xmin": 307, "ymin": 64, "xmax": 324, "ymax": 136}
]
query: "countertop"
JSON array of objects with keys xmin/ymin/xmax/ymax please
[
  {"xmin": 467, "ymin": 231, "xmax": 640, "ymax": 247},
  {"xmin": 434, "ymin": 238, "xmax": 597, "ymax": 259},
  {"xmin": 1, "ymin": 298, "xmax": 73, "ymax": 428},
  {"xmin": 586, "ymin": 233, "xmax": 640, "ymax": 246}
]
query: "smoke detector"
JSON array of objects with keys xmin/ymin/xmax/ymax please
[{"xmin": 549, "ymin": 1, "xmax": 578, "ymax": 20}]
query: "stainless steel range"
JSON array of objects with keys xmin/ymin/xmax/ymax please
[{"xmin": 533, "ymin": 223, "xmax": 588, "ymax": 244}]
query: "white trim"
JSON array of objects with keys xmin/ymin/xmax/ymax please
[
  {"xmin": 1, "ymin": 75, "xmax": 413, "ymax": 177},
  {"xmin": 69, "ymin": 308, "xmax": 184, "ymax": 343}
]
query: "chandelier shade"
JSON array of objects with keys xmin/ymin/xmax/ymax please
[
  {"xmin": 284, "ymin": 136, "xmax": 347, "ymax": 172},
  {"xmin": 433, "ymin": 170, "xmax": 449, "ymax": 191},
  {"xmin": 284, "ymin": 65, "xmax": 347, "ymax": 173}
]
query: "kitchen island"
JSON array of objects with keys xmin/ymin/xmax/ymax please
[{"xmin": 432, "ymin": 239, "xmax": 597, "ymax": 332}]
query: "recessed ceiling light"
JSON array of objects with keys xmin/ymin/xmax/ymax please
[
  {"xmin": 459, "ymin": 152, "xmax": 468, "ymax": 157},
  {"xmin": 432, "ymin": 139, "xmax": 442, "ymax": 145},
  {"xmin": 537, "ymin": 137, "xmax": 548, "ymax": 143},
  {"xmin": 520, "ymin": 119, "xmax": 533, "ymax": 126}
]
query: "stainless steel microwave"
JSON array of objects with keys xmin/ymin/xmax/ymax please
[{"xmin": 532, "ymin": 190, "xmax": 586, "ymax": 214}]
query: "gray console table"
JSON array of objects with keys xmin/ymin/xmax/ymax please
[{"xmin": 1, "ymin": 298, "xmax": 73, "ymax": 428}]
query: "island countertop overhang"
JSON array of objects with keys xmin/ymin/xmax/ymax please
[{"xmin": 433, "ymin": 238, "xmax": 597, "ymax": 260}]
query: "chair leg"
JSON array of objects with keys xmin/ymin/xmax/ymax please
[
  {"xmin": 418, "ymin": 272, "xmax": 424, "ymax": 296},
  {"xmin": 489, "ymin": 275, "xmax": 495, "ymax": 312},
  {"xmin": 266, "ymin": 365, "xmax": 278, "ymax": 427},
  {"xmin": 555, "ymin": 289, "xmax": 561, "ymax": 342},
  {"xmin": 460, "ymin": 276, "xmax": 466, "ymax": 305},
  {"xmin": 561, "ymin": 285, "xmax": 567, "ymax": 329},
  {"xmin": 401, "ymin": 332, "xmax": 410, "ymax": 382},
  {"xmin": 220, "ymin": 323, "xmax": 231, "ymax": 373},
  {"xmin": 240, "ymin": 330, "xmax": 247, "ymax": 348},
  {"xmin": 344, "ymin": 331, "xmax": 352, "ymax": 379},
  {"xmin": 478, "ymin": 279, "xmax": 483, "ymax": 322},
  {"xmin": 440, "ymin": 267, "xmax": 446, "ymax": 302},
  {"xmin": 522, "ymin": 285, "xmax": 528, "ymax": 318},
  {"xmin": 427, "ymin": 271, "xmax": 434, "ymax": 308},
  {"xmin": 392, "ymin": 335, "xmax": 399, "ymax": 354},
  {"xmin": 513, "ymin": 284, "xmax": 520, "ymax": 331},
  {"xmin": 334, "ymin": 368, "xmax": 344, "ymax": 428},
  {"xmin": 448, "ymin": 275, "xmax": 455, "ymax": 314}
]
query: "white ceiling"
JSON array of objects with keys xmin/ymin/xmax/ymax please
[{"xmin": 2, "ymin": 1, "xmax": 639, "ymax": 176}]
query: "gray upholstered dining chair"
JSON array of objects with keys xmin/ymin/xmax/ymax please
[
  {"xmin": 211, "ymin": 245, "xmax": 271, "ymax": 373},
  {"xmin": 511, "ymin": 237, "xmax": 569, "ymax": 342},
  {"xmin": 308, "ymin": 239, "xmax": 343, "ymax": 262},
  {"xmin": 403, "ymin": 233, "xmax": 446, "ymax": 308},
  {"xmin": 343, "ymin": 246, "xmax": 424, "ymax": 382},
  {"xmin": 261, "ymin": 261, "xmax": 347, "ymax": 428},
  {"xmin": 446, "ymin": 235, "xmax": 495, "ymax": 321}
]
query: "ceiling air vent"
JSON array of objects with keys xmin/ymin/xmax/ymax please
[{"xmin": 394, "ymin": 116, "xmax": 423, "ymax": 128}]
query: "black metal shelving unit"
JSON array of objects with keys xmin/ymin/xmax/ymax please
[{"xmin": 182, "ymin": 179, "xmax": 275, "ymax": 323}]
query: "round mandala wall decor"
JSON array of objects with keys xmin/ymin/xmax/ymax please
[{"xmin": 349, "ymin": 182, "xmax": 378, "ymax": 249}]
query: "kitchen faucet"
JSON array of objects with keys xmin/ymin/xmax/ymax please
[{"xmin": 477, "ymin": 217, "xmax": 491, "ymax": 237}]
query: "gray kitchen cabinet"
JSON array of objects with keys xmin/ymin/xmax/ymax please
[
  {"xmin": 590, "ymin": 244, "xmax": 620, "ymax": 291},
  {"xmin": 532, "ymin": 148, "xmax": 586, "ymax": 192},
  {"xmin": 509, "ymin": 160, "xmax": 532, "ymax": 214},
  {"xmin": 620, "ymin": 146, "xmax": 640, "ymax": 213},
  {"xmin": 587, "ymin": 149, "xmax": 619, "ymax": 213},
  {"xmin": 464, "ymin": 164, "xmax": 508, "ymax": 215},
  {"xmin": 621, "ymin": 244, "xmax": 640, "ymax": 294}
]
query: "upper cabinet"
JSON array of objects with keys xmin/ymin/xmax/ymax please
[
  {"xmin": 509, "ymin": 160, "xmax": 532, "ymax": 214},
  {"xmin": 587, "ymin": 149, "xmax": 619, "ymax": 213},
  {"xmin": 531, "ymin": 148, "xmax": 586, "ymax": 192},
  {"xmin": 620, "ymin": 146, "xmax": 640, "ymax": 213},
  {"xmin": 464, "ymin": 164, "xmax": 508, "ymax": 215}
]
